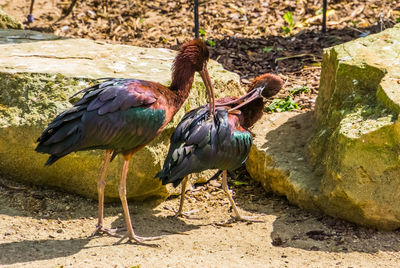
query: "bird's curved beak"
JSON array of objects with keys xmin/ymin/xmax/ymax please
[
  {"xmin": 199, "ymin": 63, "xmax": 215, "ymax": 115},
  {"xmin": 227, "ymin": 85, "xmax": 265, "ymax": 112}
]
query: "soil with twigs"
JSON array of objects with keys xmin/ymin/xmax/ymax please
[
  {"xmin": 1, "ymin": 1, "xmax": 400, "ymax": 267},
  {"xmin": 3, "ymin": 0, "xmax": 400, "ymax": 110}
]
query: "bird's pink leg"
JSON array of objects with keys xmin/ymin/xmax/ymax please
[
  {"xmin": 176, "ymin": 177, "xmax": 188, "ymax": 216},
  {"xmin": 91, "ymin": 150, "xmax": 119, "ymax": 237},
  {"xmin": 165, "ymin": 177, "xmax": 200, "ymax": 218},
  {"xmin": 117, "ymin": 155, "xmax": 163, "ymax": 245},
  {"xmin": 221, "ymin": 170, "xmax": 263, "ymax": 223},
  {"xmin": 170, "ymin": 177, "xmax": 200, "ymax": 218}
]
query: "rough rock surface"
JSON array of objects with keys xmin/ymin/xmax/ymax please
[
  {"xmin": 246, "ymin": 111, "xmax": 320, "ymax": 213},
  {"xmin": 0, "ymin": 31, "xmax": 243, "ymax": 201},
  {"xmin": 247, "ymin": 24, "xmax": 400, "ymax": 230},
  {"xmin": 0, "ymin": 29, "xmax": 62, "ymax": 44}
]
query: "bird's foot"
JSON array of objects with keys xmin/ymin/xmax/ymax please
[
  {"xmin": 165, "ymin": 206, "xmax": 202, "ymax": 219},
  {"xmin": 116, "ymin": 232, "xmax": 163, "ymax": 247},
  {"xmin": 91, "ymin": 225, "xmax": 121, "ymax": 237},
  {"xmin": 175, "ymin": 209, "xmax": 202, "ymax": 219},
  {"xmin": 230, "ymin": 215, "xmax": 264, "ymax": 223},
  {"xmin": 214, "ymin": 215, "xmax": 263, "ymax": 226}
]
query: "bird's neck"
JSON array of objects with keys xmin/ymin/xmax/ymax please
[
  {"xmin": 240, "ymin": 98, "xmax": 264, "ymax": 128},
  {"xmin": 169, "ymin": 61, "xmax": 195, "ymax": 107}
]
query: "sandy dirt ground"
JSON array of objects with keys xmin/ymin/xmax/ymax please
[{"xmin": 1, "ymin": 174, "xmax": 399, "ymax": 268}]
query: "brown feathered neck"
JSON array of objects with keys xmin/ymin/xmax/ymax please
[
  {"xmin": 169, "ymin": 40, "xmax": 209, "ymax": 95},
  {"xmin": 238, "ymin": 98, "xmax": 264, "ymax": 128}
]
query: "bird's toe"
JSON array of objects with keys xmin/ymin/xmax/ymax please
[
  {"xmin": 233, "ymin": 215, "xmax": 264, "ymax": 223},
  {"xmin": 116, "ymin": 232, "xmax": 163, "ymax": 247},
  {"xmin": 165, "ymin": 205, "xmax": 202, "ymax": 219},
  {"xmin": 91, "ymin": 225, "xmax": 120, "ymax": 237},
  {"xmin": 175, "ymin": 209, "xmax": 202, "ymax": 220},
  {"xmin": 214, "ymin": 215, "xmax": 263, "ymax": 226}
]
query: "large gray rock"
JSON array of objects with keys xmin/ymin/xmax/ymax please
[
  {"xmin": 0, "ymin": 29, "xmax": 62, "ymax": 44},
  {"xmin": 0, "ymin": 32, "xmax": 243, "ymax": 201},
  {"xmin": 247, "ymin": 24, "xmax": 400, "ymax": 230}
]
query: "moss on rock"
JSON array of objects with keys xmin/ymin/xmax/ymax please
[
  {"xmin": 309, "ymin": 24, "xmax": 400, "ymax": 230},
  {"xmin": 247, "ymin": 24, "xmax": 400, "ymax": 230},
  {"xmin": 0, "ymin": 9, "xmax": 23, "ymax": 30}
]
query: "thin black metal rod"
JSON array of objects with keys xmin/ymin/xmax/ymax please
[
  {"xmin": 27, "ymin": 0, "xmax": 35, "ymax": 24},
  {"xmin": 322, "ymin": 0, "xmax": 327, "ymax": 33},
  {"xmin": 29, "ymin": 0, "xmax": 35, "ymax": 14},
  {"xmin": 55, "ymin": 0, "xmax": 79, "ymax": 23},
  {"xmin": 194, "ymin": 0, "xmax": 199, "ymax": 38}
]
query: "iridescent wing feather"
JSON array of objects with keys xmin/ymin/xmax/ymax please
[
  {"xmin": 156, "ymin": 106, "xmax": 252, "ymax": 187},
  {"xmin": 36, "ymin": 79, "xmax": 165, "ymax": 165}
]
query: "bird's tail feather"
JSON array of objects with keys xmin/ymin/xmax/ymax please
[{"xmin": 44, "ymin": 155, "xmax": 61, "ymax": 166}]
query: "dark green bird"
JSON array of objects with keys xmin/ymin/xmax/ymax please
[{"xmin": 156, "ymin": 73, "xmax": 283, "ymax": 221}]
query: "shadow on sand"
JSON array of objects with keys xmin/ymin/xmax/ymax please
[{"xmin": 232, "ymin": 111, "xmax": 400, "ymax": 254}]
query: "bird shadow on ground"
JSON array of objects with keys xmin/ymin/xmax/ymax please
[
  {"xmin": 231, "ymin": 111, "xmax": 400, "ymax": 254},
  {"xmin": 0, "ymin": 237, "xmax": 91, "ymax": 265},
  {"xmin": 234, "ymin": 188, "xmax": 400, "ymax": 254},
  {"xmin": 0, "ymin": 177, "xmax": 201, "ymax": 265},
  {"xmin": 0, "ymin": 213, "xmax": 199, "ymax": 266},
  {"xmin": 106, "ymin": 202, "xmax": 202, "ymax": 238}
]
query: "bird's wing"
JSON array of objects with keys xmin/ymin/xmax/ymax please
[
  {"xmin": 73, "ymin": 78, "xmax": 158, "ymax": 114},
  {"xmin": 36, "ymin": 79, "xmax": 165, "ymax": 165},
  {"xmin": 156, "ymin": 107, "xmax": 252, "ymax": 187}
]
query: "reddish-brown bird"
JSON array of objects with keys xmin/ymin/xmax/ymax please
[
  {"xmin": 35, "ymin": 40, "xmax": 215, "ymax": 245},
  {"xmin": 156, "ymin": 73, "xmax": 283, "ymax": 222}
]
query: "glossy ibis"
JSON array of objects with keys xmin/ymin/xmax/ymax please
[
  {"xmin": 35, "ymin": 39, "xmax": 215, "ymax": 245},
  {"xmin": 156, "ymin": 73, "xmax": 283, "ymax": 222}
]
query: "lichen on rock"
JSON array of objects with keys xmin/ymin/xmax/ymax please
[
  {"xmin": 0, "ymin": 9, "xmax": 24, "ymax": 30},
  {"xmin": 308, "ymin": 25, "xmax": 400, "ymax": 230}
]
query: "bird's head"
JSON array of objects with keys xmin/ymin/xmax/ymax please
[
  {"xmin": 177, "ymin": 39, "xmax": 210, "ymax": 71},
  {"xmin": 226, "ymin": 73, "xmax": 283, "ymax": 112},
  {"xmin": 223, "ymin": 74, "xmax": 282, "ymax": 128},
  {"xmin": 249, "ymin": 73, "xmax": 283, "ymax": 98}
]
